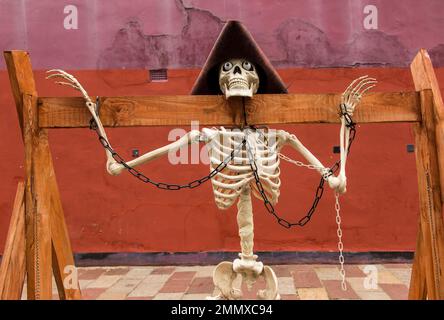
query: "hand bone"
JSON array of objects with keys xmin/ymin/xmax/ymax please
[
  {"xmin": 341, "ymin": 75, "xmax": 377, "ymax": 115},
  {"xmin": 46, "ymin": 69, "xmax": 96, "ymax": 115}
]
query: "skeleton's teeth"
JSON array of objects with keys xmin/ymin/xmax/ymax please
[{"xmin": 228, "ymin": 79, "xmax": 249, "ymax": 89}]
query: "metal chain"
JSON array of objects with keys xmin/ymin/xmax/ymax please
[
  {"xmin": 335, "ymin": 192, "xmax": 347, "ymax": 291},
  {"xmin": 245, "ymin": 137, "xmax": 326, "ymax": 228},
  {"xmin": 245, "ymin": 106, "xmax": 356, "ymax": 229},
  {"xmin": 279, "ymin": 152, "xmax": 327, "ymax": 172},
  {"xmin": 89, "ymin": 118, "xmax": 246, "ymax": 190}
]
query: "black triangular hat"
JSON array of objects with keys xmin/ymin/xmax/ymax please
[{"xmin": 191, "ymin": 20, "xmax": 288, "ymax": 95}]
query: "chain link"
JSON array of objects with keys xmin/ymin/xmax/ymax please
[
  {"xmin": 89, "ymin": 119, "xmax": 246, "ymax": 190},
  {"xmin": 335, "ymin": 192, "xmax": 347, "ymax": 291},
  {"xmin": 278, "ymin": 152, "xmax": 326, "ymax": 172}
]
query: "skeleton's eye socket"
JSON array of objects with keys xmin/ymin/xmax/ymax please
[
  {"xmin": 242, "ymin": 61, "xmax": 253, "ymax": 71},
  {"xmin": 223, "ymin": 62, "xmax": 233, "ymax": 71}
]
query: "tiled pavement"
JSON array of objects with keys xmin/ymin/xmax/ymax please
[{"xmin": 21, "ymin": 264, "xmax": 412, "ymax": 300}]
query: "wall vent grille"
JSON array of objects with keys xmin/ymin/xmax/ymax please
[{"xmin": 149, "ymin": 69, "xmax": 168, "ymax": 82}]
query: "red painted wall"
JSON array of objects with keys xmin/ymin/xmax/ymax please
[{"xmin": 1, "ymin": 67, "xmax": 442, "ymax": 254}]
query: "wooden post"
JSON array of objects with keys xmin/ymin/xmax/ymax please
[
  {"xmin": 4, "ymin": 51, "xmax": 81, "ymax": 300},
  {"xmin": 409, "ymin": 49, "xmax": 444, "ymax": 299},
  {"xmin": 0, "ymin": 182, "xmax": 26, "ymax": 299}
]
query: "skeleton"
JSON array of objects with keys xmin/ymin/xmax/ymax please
[{"xmin": 47, "ymin": 59, "xmax": 376, "ymax": 300}]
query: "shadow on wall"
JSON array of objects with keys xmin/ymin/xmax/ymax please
[{"xmin": 97, "ymin": 1, "xmax": 444, "ymax": 70}]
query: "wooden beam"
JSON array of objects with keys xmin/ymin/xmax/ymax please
[
  {"xmin": 412, "ymin": 89, "xmax": 444, "ymax": 299},
  {"xmin": 37, "ymin": 92, "xmax": 419, "ymax": 128},
  {"xmin": 408, "ymin": 227, "xmax": 428, "ymax": 299},
  {"xmin": 22, "ymin": 94, "xmax": 53, "ymax": 299},
  {"xmin": 245, "ymin": 92, "xmax": 420, "ymax": 125},
  {"xmin": 411, "ymin": 49, "xmax": 444, "ymax": 203},
  {"xmin": 50, "ymin": 166, "xmax": 82, "ymax": 299},
  {"xmin": 4, "ymin": 50, "xmax": 52, "ymax": 299},
  {"xmin": 4, "ymin": 50, "xmax": 81, "ymax": 300},
  {"xmin": 0, "ymin": 182, "xmax": 26, "ymax": 300},
  {"xmin": 39, "ymin": 95, "xmax": 245, "ymax": 128},
  {"xmin": 4, "ymin": 51, "xmax": 37, "ymax": 135},
  {"xmin": 410, "ymin": 49, "xmax": 444, "ymax": 300}
]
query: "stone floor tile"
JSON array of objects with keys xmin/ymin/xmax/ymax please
[
  {"xmin": 86, "ymin": 275, "xmax": 121, "ymax": 289},
  {"xmin": 379, "ymin": 283, "xmax": 409, "ymax": 300},
  {"xmin": 270, "ymin": 265, "xmax": 292, "ymax": 277},
  {"xmin": 314, "ymin": 266, "xmax": 342, "ymax": 280},
  {"xmin": 356, "ymin": 290, "xmax": 392, "ymax": 300},
  {"xmin": 322, "ymin": 280, "xmax": 360, "ymax": 300},
  {"xmin": 376, "ymin": 270, "xmax": 404, "ymax": 284},
  {"xmin": 78, "ymin": 267, "xmax": 106, "ymax": 280},
  {"xmin": 289, "ymin": 265, "xmax": 316, "ymax": 273},
  {"xmin": 386, "ymin": 268, "xmax": 412, "ymax": 286},
  {"xmin": 383, "ymin": 263, "xmax": 411, "ymax": 269},
  {"xmin": 96, "ymin": 291, "xmax": 128, "ymax": 300},
  {"xmin": 182, "ymin": 293, "xmax": 209, "ymax": 300},
  {"xmin": 169, "ymin": 271, "xmax": 196, "ymax": 280},
  {"xmin": 107, "ymin": 279, "xmax": 141, "ymax": 294},
  {"xmin": 124, "ymin": 267, "xmax": 153, "ymax": 280},
  {"xmin": 79, "ymin": 279, "xmax": 94, "ymax": 290},
  {"xmin": 344, "ymin": 265, "xmax": 366, "ymax": 277},
  {"xmin": 297, "ymin": 288, "xmax": 329, "ymax": 300},
  {"xmin": 160, "ymin": 279, "xmax": 192, "ymax": 293},
  {"xmin": 151, "ymin": 267, "xmax": 176, "ymax": 275},
  {"xmin": 126, "ymin": 296, "xmax": 154, "ymax": 300},
  {"xmin": 277, "ymin": 277, "xmax": 296, "ymax": 295},
  {"xmin": 293, "ymin": 270, "xmax": 322, "ymax": 288},
  {"xmin": 187, "ymin": 277, "xmax": 214, "ymax": 294},
  {"xmin": 104, "ymin": 267, "xmax": 130, "ymax": 276},
  {"xmin": 280, "ymin": 294, "xmax": 300, "ymax": 300},
  {"xmin": 175, "ymin": 266, "xmax": 205, "ymax": 272},
  {"xmin": 128, "ymin": 274, "xmax": 170, "ymax": 297},
  {"xmin": 195, "ymin": 266, "xmax": 215, "ymax": 278},
  {"xmin": 82, "ymin": 288, "xmax": 107, "ymax": 300},
  {"xmin": 153, "ymin": 293, "xmax": 184, "ymax": 300}
]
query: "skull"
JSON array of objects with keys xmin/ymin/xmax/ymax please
[{"xmin": 219, "ymin": 59, "xmax": 259, "ymax": 99}]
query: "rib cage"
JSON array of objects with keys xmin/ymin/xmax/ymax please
[{"xmin": 203, "ymin": 128, "xmax": 285, "ymax": 210}]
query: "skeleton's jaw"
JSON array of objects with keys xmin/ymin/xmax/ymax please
[{"xmin": 223, "ymin": 82, "xmax": 255, "ymax": 99}]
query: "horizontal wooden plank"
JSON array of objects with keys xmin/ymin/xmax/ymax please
[
  {"xmin": 245, "ymin": 92, "xmax": 420, "ymax": 125},
  {"xmin": 38, "ymin": 95, "xmax": 245, "ymax": 128},
  {"xmin": 38, "ymin": 92, "xmax": 419, "ymax": 128}
]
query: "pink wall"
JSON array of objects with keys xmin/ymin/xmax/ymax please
[{"xmin": 0, "ymin": 0, "xmax": 444, "ymax": 70}]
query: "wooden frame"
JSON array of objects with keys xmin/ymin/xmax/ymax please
[{"xmin": 0, "ymin": 49, "xmax": 443, "ymax": 300}]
